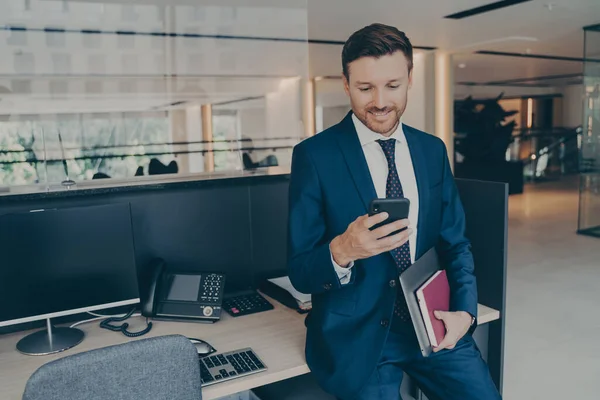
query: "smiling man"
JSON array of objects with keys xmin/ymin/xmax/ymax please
[{"xmin": 288, "ymin": 24, "xmax": 501, "ymax": 400}]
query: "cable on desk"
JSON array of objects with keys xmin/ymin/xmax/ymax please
[
  {"xmin": 69, "ymin": 313, "xmax": 142, "ymax": 329},
  {"xmin": 87, "ymin": 310, "xmax": 131, "ymax": 318},
  {"xmin": 99, "ymin": 308, "xmax": 152, "ymax": 337}
]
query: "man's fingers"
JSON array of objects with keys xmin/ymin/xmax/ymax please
[
  {"xmin": 432, "ymin": 311, "xmax": 454, "ymax": 353},
  {"xmin": 377, "ymin": 228, "xmax": 412, "ymax": 251},
  {"xmin": 364, "ymin": 212, "xmax": 389, "ymax": 229},
  {"xmin": 432, "ymin": 332, "xmax": 456, "ymax": 353},
  {"xmin": 434, "ymin": 310, "xmax": 448, "ymax": 321},
  {"xmin": 371, "ymin": 218, "xmax": 410, "ymax": 239}
]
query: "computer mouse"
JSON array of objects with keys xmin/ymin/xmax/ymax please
[{"xmin": 188, "ymin": 338, "xmax": 216, "ymax": 356}]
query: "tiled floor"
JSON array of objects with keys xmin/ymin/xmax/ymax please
[{"xmin": 503, "ymin": 176, "xmax": 600, "ymax": 399}]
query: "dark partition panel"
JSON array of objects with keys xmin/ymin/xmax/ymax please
[
  {"xmin": 455, "ymin": 178, "xmax": 508, "ymax": 394},
  {"xmin": 130, "ymin": 185, "xmax": 254, "ymax": 292},
  {"xmin": 249, "ymin": 178, "xmax": 290, "ymax": 281},
  {"xmin": 0, "ymin": 177, "xmax": 289, "ymax": 300}
]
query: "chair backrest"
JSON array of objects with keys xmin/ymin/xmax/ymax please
[{"xmin": 22, "ymin": 335, "xmax": 202, "ymax": 400}]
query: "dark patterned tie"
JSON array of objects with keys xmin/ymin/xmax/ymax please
[{"xmin": 377, "ymin": 139, "xmax": 412, "ymax": 322}]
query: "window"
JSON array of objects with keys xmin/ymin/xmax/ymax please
[
  {"xmin": 11, "ymin": 80, "xmax": 31, "ymax": 94},
  {"xmin": 151, "ymin": 34, "xmax": 164, "ymax": 50},
  {"xmin": 119, "ymin": 80, "xmax": 137, "ymax": 94},
  {"xmin": 7, "ymin": 26, "xmax": 27, "ymax": 46},
  {"xmin": 121, "ymin": 5, "xmax": 139, "ymax": 22},
  {"xmin": 183, "ymin": 29, "xmax": 199, "ymax": 48},
  {"xmin": 213, "ymin": 111, "xmax": 242, "ymax": 171},
  {"xmin": 154, "ymin": 55, "xmax": 166, "ymax": 74},
  {"xmin": 49, "ymin": 80, "xmax": 68, "ymax": 96},
  {"xmin": 14, "ymin": 52, "xmax": 35, "ymax": 74},
  {"xmin": 83, "ymin": 33, "xmax": 102, "ymax": 49},
  {"xmin": 219, "ymin": 7, "xmax": 236, "ymax": 22},
  {"xmin": 118, "ymin": 34, "xmax": 135, "ymax": 49},
  {"xmin": 85, "ymin": 81, "xmax": 104, "ymax": 95},
  {"xmin": 219, "ymin": 52, "xmax": 236, "ymax": 71},
  {"xmin": 187, "ymin": 54, "xmax": 204, "ymax": 73},
  {"xmin": 156, "ymin": 6, "xmax": 166, "ymax": 22},
  {"xmin": 87, "ymin": 55, "xmax": 106, "ymax": 74},
  {"xmin": 121, "ymin": 54, "xmax": 138, "ymax": 74},
  {"xmin": 192, "ymin": 6, "xmax": 205, "ymax": 21},
  {"xmin": 52, "ymin": 53, "xmax": 72, "ymax": 74},
  {"xmin": 0, "ymin": 112, "xmax": 171, "ymax": 186},
  {"xmin": 45, "ymin": 29, "xmax": 66, "ymax": 48}
]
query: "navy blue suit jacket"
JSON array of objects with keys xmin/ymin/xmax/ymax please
[{"xmin": 287, "ymin": 112, "xmax": 478, "ymax": 399}]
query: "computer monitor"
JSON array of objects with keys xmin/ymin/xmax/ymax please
[{"xmin": 0, "ymin": 202, "xmax": 140, "ymax": 355}]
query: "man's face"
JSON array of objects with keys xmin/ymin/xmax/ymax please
[{"xmin": 343, "ymin": 51, "xmax": 412, "ymax": 136}]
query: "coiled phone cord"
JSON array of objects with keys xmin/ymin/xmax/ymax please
[{"xmin": 99, "ymin": 308, "xmax": 153, "ymax": 337}]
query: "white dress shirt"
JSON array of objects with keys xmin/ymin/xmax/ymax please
[{"xmin": 331, "ymin": 114, "xmax": 420, "ymax": 284}]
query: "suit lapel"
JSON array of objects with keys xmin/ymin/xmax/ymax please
[
  {"xmin": 335, "ymin": 112, "xmax": 378, "ymax": 212},
  {"xmin": 403, "ymin": 124, "xmax": 430, "ymax": 259}
]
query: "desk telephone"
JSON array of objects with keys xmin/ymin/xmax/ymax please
[{"xmin": 140, "ymin": 258, "xmax": 226, "ymax": 323}]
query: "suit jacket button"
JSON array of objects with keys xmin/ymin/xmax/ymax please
[
  {"xmin": 380, "ymin": 319, "xmax": 389, "ymax": 327},
  {"xmin": 323, "ymin": 283, "xmax": 332, "ymax": 290},
  {"xmin": 389, "ymin": 279, "xmax": 396, "ymax": 288}
]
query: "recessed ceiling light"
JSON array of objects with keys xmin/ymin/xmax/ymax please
[{"xmin": 458, "ymin": 63, "xmax": 467, "ymax": 69}]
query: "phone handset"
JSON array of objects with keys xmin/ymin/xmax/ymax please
[{"xmin": 140, "ymin": 258, "xmax": 165, "ymax": 318}]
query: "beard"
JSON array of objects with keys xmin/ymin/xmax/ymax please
[{"xmin": 354, "ymin": 105, "xmax": 403, "ymax": 136}]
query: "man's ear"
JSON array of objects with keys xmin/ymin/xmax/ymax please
[{"xmin": 408, "ymin": 69, "xmax": 413, "ymax": 90}]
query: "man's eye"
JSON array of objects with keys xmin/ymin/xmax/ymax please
[
  {"xmin": 389, "ymin": 85, "xmax": 400, "ymax": 89},
  {"xmin": 359, "ymin": 87, "xmax": 371, "ymax": 92}
]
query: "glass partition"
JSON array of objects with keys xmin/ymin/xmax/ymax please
[
  {"xmin": 578, "ymin": 24, "xmax": 600, "ymax": 237},
  {"xmin": 315, "ymin": 77, "xmax": 351, "ymax": 133},
  {"xmin": 0, "ymin": 0, "xmax": 308, "ymax": 194}
]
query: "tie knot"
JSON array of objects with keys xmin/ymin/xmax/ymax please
[{"xmin": 377, "ymin": 139, "xmax": 396, "ymax": 163}]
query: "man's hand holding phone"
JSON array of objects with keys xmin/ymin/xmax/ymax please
[{"xmin": 330, "ymin": 212, "xmax": 412, "ymax": 268}]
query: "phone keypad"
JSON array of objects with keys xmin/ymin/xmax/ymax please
[{"xmin": 201, "ymin": 273, "xmax": 224, "ymax": 303}]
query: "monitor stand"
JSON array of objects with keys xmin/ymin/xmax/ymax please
[{"xmin": 16, "ymin": 318, "xmax": 84, "ymax": 356}]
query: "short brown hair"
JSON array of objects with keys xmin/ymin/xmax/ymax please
[{"xmin": 342, "ymin": 23, "xmax": 413, "ymax": 80}]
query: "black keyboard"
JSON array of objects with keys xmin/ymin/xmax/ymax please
[
  {"xmin": 222, "ymin": 291, "xmax": 274, "ymax": 317},
  {"xmin": 199, "ymin": 347, "xmax": 267, "ymax": 387}
]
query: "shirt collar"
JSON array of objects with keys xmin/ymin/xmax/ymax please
[{"xmin": 351, "ymin": 113, "xmax": 405, "ymax": 147}]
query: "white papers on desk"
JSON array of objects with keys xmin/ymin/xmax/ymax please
[{"xmin": 267, "ymin": 276, "xmax": 312, "ymax": 307}]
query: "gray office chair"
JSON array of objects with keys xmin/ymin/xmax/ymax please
[{"xmin": 22, "ymin": 334, "xmax": 202, "ymax": 400}]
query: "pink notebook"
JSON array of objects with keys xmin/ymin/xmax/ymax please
[{"xmin": 416, "ymin": 269, "xmax": 450, "ymax": 347}]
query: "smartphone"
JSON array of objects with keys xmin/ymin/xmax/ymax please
[{"xmin": 368, "ymin": 198, "xmax": 410, "ymax": 236}]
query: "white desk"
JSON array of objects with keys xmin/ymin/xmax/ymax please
[{"xmin": 0, "ymin": 297, "xmax": 499, "ymax": 400}]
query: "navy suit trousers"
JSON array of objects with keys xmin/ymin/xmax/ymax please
[{"xmin": 345, "ymin": 324, "xmax": 501, "ymax": 400}]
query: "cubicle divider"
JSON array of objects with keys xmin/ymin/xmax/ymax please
[
  {"xmin": 0, "ymin": 175, "xmax": 291, "ymax": 334},
  {"xmin": 455, "ymin": 178, "xmax": 508, "ymax": 394}
]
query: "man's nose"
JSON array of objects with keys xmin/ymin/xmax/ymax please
[{"xmin": 372, "ymin": 89, "xmax": 386, "ymax": 109}]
